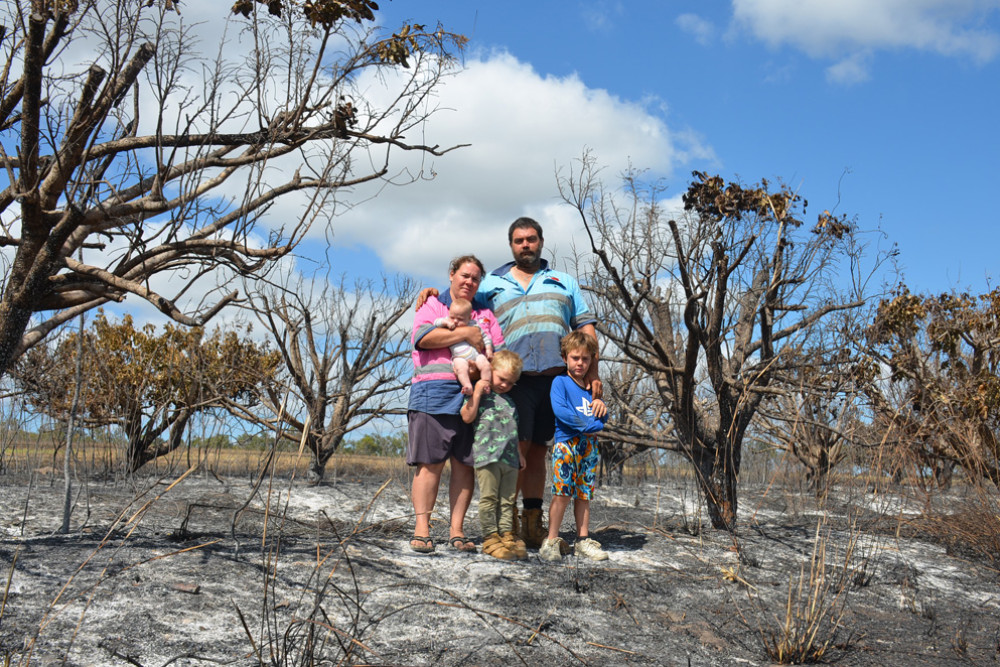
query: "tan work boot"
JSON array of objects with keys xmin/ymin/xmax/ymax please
[
  {"xmin": 520, "ymin": 508, "xmax": 546, "ymax": 549},
  {"xmin": 501, "ymin": 531, "xmax": 528, "ymax": 560},
  {"xmin": 481, "ymin": 532, "xmax": 516, "ymax": 561}
]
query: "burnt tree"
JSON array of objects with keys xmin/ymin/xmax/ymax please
[
  {"xmin": 229, "ymin": 275, "xmax": 414, "ymax": 483},
  {"xmin": 562, "ymin": 155, "xmax": 875, "ymax": 529},
  {"xmin": 0, "ymin": 0, "xmax": 465, "ymax": 377}
]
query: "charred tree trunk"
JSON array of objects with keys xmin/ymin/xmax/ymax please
[
  {"xmin": 0, "ymin": 299, "xmax": 38, "ymax": 380},
  {"xmin": 598, "ymin": 440, "xmax": 631, "ymax": 486},
  {"xmin": 687, "ymin": 437, "xmax": 741, "ymax": 532},
  {"xmin": 125, "ymin": 409, "xmax": 192, "ymax": 473},
  {"xmin": 305, "ymin": 432, "xmax": 344, "ymax": 485},
  {"xmin": 676, "ymin": 408, "xmax": 744, "ymax": 531},
  {"xmin": 126, "ymin": 433, "xmax": 157, "ymax": 473},
  {"xmin": 932, "ymin": 459, "xmax": 955, "ymax": 489}
]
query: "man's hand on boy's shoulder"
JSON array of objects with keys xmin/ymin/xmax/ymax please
[
  {"xmin": 590, "ymin": 398, "xmax": 607, "ymax": 419},
  {"xmin": 415, "ymin": 287, "xmax": 439, "ymax": 310},
  {"xmin": 587, "ymin": 378, "xmax": 603, "ymax": 400}
]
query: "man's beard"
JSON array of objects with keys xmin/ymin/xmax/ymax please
[{"xmin": 515, "ymin": 250, "xmax": 540, "ymax": 270}]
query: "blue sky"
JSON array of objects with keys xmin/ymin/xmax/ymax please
[
  {"xmin": 5, "ymin": 0, "xmax": 999, "ymax": 333},
  {"xmin": 325, "ymin": 0, "xmax": 1000, "ymax": 295},
  {"xmin": 4, "ymin": 1, "xmax": 997, "ymax": 438}
]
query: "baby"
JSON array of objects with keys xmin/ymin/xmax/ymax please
[{"xmin": 434, "ymin": 298, "xmax": 494, "ymax": 395}]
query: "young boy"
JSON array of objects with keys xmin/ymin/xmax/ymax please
[
  {"xmin": 434, "ymin": 298, "xmax": 495, "ymax": 395},
  {"xmin": 460, "ymin": 350, "xmax": 528, "ymax": 560},
  {"xmin": 540, "ymin": 331, "xmax": 609, "ymax": 562}
]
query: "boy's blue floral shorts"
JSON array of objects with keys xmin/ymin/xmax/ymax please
[{"xmin": 550, "ymin": 435, "xmax": 600, "ymax": 500}]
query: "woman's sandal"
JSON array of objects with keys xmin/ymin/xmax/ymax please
[
  {"xmin": 448, "ymin": 535, "xmax": 477, "ymax": 553},
  {"xmin": 410, "ymin": 535, "xmax": 435, "ymax": 554},
  {"xmin": 481, "ymin": 533, "xmax": 516, "ymax": 561}
]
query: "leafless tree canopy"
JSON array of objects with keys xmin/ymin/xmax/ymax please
[
  {"xmin": 599, "ymin": 358, "xmax": 675, "ymax": 452},
  {"xmin": 0, "ymin": 0, "xmax": 465, "ymax": 377},
  {"xmin": 562, "ymin": 153, "xmax": 880, "ymax": 529},
  {"xmin": 755, "ymin": 343, "xmax": 867, "ymax": 497},
  {"xmin": 229, "ymin": 273, "xmax": 415, "ymax": 482}
]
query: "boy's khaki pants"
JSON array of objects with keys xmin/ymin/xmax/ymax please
[{"xmin": 475, "ymin": 462, "xmax": 518, "ymax": 536}]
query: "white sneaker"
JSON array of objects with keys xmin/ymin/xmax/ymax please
[
  {"xmin": 574, "ymin": 537, "xmax": 609, "ymax": 561},
  {"xmin": 539, "ymin": 538, "xmax": 563, "ymax": 561}
]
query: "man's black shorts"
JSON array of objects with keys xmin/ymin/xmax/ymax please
[{"xmin": 508, "ymin": 374, "xmax": 555, "ymax": 446}]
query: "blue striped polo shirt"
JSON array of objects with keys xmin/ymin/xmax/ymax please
[{"xmin": 441, "ymin": 260, "xmax": 595, "ymax": 374}]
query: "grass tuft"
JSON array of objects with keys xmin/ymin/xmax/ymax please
[{"xmin": 750, "ymin": 517, "xmax": 857, "ymax": 664}]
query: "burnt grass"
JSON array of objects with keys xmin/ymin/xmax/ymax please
[{"xmin": 1, "ymin": 468, "xmax": 999, "ymax": 666}]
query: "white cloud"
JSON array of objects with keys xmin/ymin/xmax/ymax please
[
  {"xmin": 732, "ymin": 0, "xmax": 1000, "ymax": 77},
  {"xmin": 676, "ymin": 13, "xmax": 715, "ymax": 46},
  {"xmin": 5, "ymin": 6, "xmax": 710, "ymax": 336},
  {"xmin": 581, "ymin": 2, "xmax": 625, "ymax": 32},
  {"xmin": 321, "ymin": 51, "xmax": 710, "ymax": 282},
  {"xmin": 826, "ymin": 51, "xmax": 873, "ymax": 84}
]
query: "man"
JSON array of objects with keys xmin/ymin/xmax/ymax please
[{"xmin": 441, "ymin": 218, "xmax": 601, "ymax": 548}]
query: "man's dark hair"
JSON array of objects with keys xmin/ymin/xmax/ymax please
[{"xmin": 508, "ymin": 217, "xmax": 544, "ymax": 244}]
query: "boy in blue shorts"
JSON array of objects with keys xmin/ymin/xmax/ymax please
[{"xmin": 540, "ymin": 331, "xmax": 609, "ymax": 562}]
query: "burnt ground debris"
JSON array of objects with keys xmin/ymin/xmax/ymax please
[{"xmin": 1, "ymin": 470, "xmax": 999, "ymax": 666}]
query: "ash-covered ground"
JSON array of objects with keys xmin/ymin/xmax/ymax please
[{"xmin": 1, "ymin": 468, "xmax": 998, "ymax": 666}]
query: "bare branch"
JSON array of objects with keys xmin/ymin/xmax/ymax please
[{"xmin": 0, "ymin": 4, "xmax": 466, "ymax": 375}]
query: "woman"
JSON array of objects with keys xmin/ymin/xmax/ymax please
[{"xmin": 407, "ymin": 255, "xmax": 505, "ymax": 553}]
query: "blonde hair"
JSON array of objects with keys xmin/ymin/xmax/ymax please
[{"xmin": 491, "ymin": 349, "xmax": 523, "ymax": 380}]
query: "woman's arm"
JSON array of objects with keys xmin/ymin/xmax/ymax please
[{"xmin": 417, "ymin": 325, "xmax": 485, "ymax": 352}]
